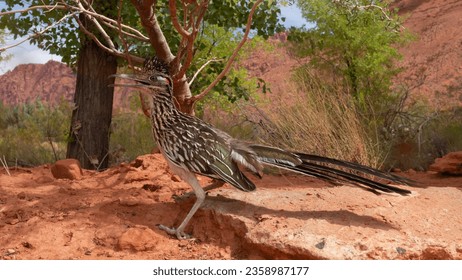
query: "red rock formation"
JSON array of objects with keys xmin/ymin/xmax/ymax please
[
  {"xmin": 0, "ymin": 60, "xmax": 137, "ymax": 110},
  {"xmin": 0, "ymin": 61, "xmax": 75, "ymax": 105},
  {"xmin": 429, "ymin": 151, "xmax": 462, "ymax": 175},
  {"xmin": 393, "ymin": 0, "xmax": 462, "ymax": 108}
]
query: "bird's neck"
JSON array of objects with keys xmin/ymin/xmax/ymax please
[{"xmin": 150, "ymin": 90, "xmax": 181, "ymax": 128}]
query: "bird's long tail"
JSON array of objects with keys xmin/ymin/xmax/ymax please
[{"xmin": 249, "ymin": 144, "xmax": 412, "ymax": 196}]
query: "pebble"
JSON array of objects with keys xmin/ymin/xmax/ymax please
[
  {"xmin": 396, "ymin": 247, "xmax": 407, "ymax": 254},
  {"xmin": 17, "ymin": 192, "xmax": 27, "ymax": 200},
  {"xmin": 119, "ymin": 198, "xmax": 139, "ymax": 206},
  {"xmin": 315, "ymin": 239, "xmax": 326, "ymax": 250},
  {"xmin": 8, "ymin": 219, "xmax": 20, "ymax": 225}
]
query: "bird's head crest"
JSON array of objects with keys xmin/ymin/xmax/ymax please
[{"xmin": 143, "ymin": 56, "xmax": 170, "ymax": 75}]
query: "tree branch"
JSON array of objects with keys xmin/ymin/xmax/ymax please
[
  {"xmin": 116, "ymin": 0, "xmax": 135, "ymax": 68},
  {"xmin": 78, "ymin": 0, "xmax": 150, "ymax": 41},
  {"xmin": 0, "ymin": 2, "xmax": 148, "ymax": 41},
  {"xmin": 0, "ymin": 4, "xmax": 66, "ymax": 16},
  {"xmin": 332, "ymin": 0, "xmax": 404, "ymax": 31},
  {"xmin": 0, "ymin": 1, "xmax": 149, "ymax": 55},
  {"xmin": 169, "ymin": 0, "xmax": 191, "ymax": 38},
  {"xmin": 173, "ymin": 0, "xmax": 209, "ymax": 80},
  {"xmin": 0, "ymin": 11, "xmax": 78, "ymax": 53},
  {"xmin": 76, "ymin": 0, "xmax": 116, "ymax": 49},
  {"xmin": 191, "ymin": 0, "xmax": 263, "ymax": 103},
  {"xmin": 188, "ymin": 58, "xmax": 222, "ymax": 86},
  {"xmin": 73, "ymin": 14, "xmax": 143, "ymax": 64},
  {"xmin": 130, "ymin": 0, "xmax": 175, "ymax": 63}
]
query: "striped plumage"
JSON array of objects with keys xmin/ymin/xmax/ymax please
[
  {"xmin": 113, "ymin": 57, "xmax": 412, "ymax": 239},
  {"xmin": 153, "ymin": 101, "xmax": 259, "ymax": 193}
]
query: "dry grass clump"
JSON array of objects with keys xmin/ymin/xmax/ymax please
[{"xmin": 251, "ymin": 67, "xmax": 382, "ymax": 168}]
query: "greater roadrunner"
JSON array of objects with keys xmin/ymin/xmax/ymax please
[{"xmin": 112, "ymin": 57, "xmax": 412, "ymax": 239}]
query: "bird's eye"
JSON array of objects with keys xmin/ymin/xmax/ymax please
[{"xmin": 148, "ymin": 75, "xmax": 171, "ymax": 86}]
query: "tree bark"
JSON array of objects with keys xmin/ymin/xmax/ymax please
[
  {"xmin": 66, "ymin": 39, "xmax": 117, "ymax": 170},
  {"xmin": 130, "ymin": 0, "xmax": 194, "ymax": 115}
]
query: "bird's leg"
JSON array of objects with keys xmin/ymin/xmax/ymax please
[
  {"xmin": 173, "ymin": 179, "xmax": 225, "ymax": 202},
  {"xmin": 158, "ymin": 170, "xmax": 207, "ymax": 239}
]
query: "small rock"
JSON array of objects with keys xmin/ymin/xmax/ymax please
[
  {"xmin": 118, "ymin": 227, "xmax": 161, "ymax": 251},
  {"xmin": 406, "ymin": 169, "xmax": 417, "ymax": 174},
  {"xmin": 17, "ymin": 192, "xmax": 27, "ymax": 200},
  {"xmin": 118, "ymin": 197, "xmax": 139, "ymax": 207},
  {"xmin": 94, "ymin": 225, "xmax": 126, "ymax": 247},
  {"xmin": 429, "ymin": 151, "xmax": 462, "ymax": 175},
  {"xmin": 36, "ymin": 175, "xmax": 54, "ymax": 184},
  {"xmin": 51, "ymin": 159, "xmax": 84, "ymax": 180},
  {"xmin": 7, "ymin": 249, "xmax": 15, "ymax": 255},
  {"xmin": 26, "ymin": 216, "xmax": 40, "ymax": 225},
  {"xmin": 422, "ymin": 246, "xmax": 452, "ymax": 259},
  {"xmin": 356, "ymin": 243, "xmax": 368, "ymax": 251},
  {"xmin": 315, "ymin": 239, "xmax": 326, "ymax": 249},
  {"xmin": 142, "ymin": 184, "xmax": 162, "ymax": 192},
  {"xmin": 7, "ymin": 219, "xmax": 20, "ymax": 225},
  {"xmin": 22, "ymin": 242, "xmax": 34, "ymax": 249},
  {"xmin": 131, "ymin": 158, "xmax": 144, "ymax": 168},
  {"xmin": 396, "ymin": 247, "xmax": 406, "ymax": 254}
]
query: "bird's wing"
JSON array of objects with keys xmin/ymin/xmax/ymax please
[{"xmin": 160, "ymin": 117, "xmax": 256, "ymax": 192}]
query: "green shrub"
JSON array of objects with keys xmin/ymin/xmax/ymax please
[
  {"xmin": 109, "ymin": 99, "xmax": 154, "ymax": 165},
  {"xmin": 0, "ymin": 96, "xmax": 154, "ymax": 167},
  {"xmin": 383, "ymin": 105, "xmax": 462, "ymax": 170},
  {"xmin": 0, "ymin": 100, "xmax": 71, "ymax": 166}
]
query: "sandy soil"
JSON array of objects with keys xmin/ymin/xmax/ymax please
[{"xmin": 1, "ymin": 154, "xmax": 461, "ymax": 260}]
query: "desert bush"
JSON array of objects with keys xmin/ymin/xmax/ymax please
[
  {"xmin": 204, "ymin": 65, "xmax": 462, "ymax": 172},
  {"xmin": 199, "ymin": 79, "xmax": 261, "ymax": 142},
  {"xmin": 0, "ymin": 100, "xmax": 71, "ymax": 166},
  {"xmin": 249, "ymin": 66, "xmax": 382, "ymax": 168},
  {"xmin": 381, "ymin": 102, "xmax": 462, "ymax": 170},
  {"xmin": 109, "ymin": 94, "xmax": 153, "ymax": 165},
  {"xmin": 0, "ymin": 97, "xmax": 154, "ymax": 167}
]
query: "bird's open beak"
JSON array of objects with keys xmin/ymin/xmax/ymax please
[
  {"xmin": 108, "ymin": 73, "xmax": 151, "ymax": 88},
  {"xmin": 109, "ymin": 73, "xmax": 169, "ymax": 93}
]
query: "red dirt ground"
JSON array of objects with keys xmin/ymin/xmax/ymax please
[
  {"xmin": 1, "ymin": 154, "xmax": 461, "ymax": 260},
  {"xmin": 1, "ymin": 0, "xmax": 462, "ymax": 261}
]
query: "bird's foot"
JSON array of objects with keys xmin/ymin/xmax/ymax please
[{"xmin": 157, "ymin": 224, "xmax": 192, "ymax": 240}]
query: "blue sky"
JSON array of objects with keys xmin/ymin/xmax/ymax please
[{"xmin": 0, "ymin": 4, "xmax": 307, "ymax": 74}]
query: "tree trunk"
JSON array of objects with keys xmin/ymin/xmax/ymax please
[
  {"xmin": 173, "ymin": 77, "xmax": 195, "ymax": 115},
  {"xmin": 66, "ymin": 39, "xmax": 117, "ymax": 170},
  {"xmin": 130, "ymin": 0, "xmax": 194, "ymax": 115}
]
